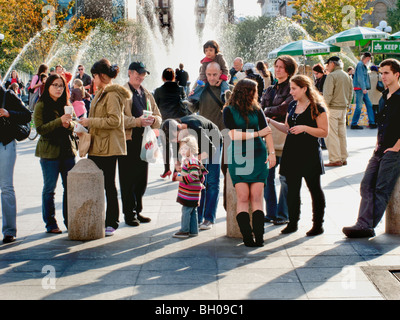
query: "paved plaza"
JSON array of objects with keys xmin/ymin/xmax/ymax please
[{"xmin": 1, "ymin": 127, "xmax": 400, "ymax": 300}]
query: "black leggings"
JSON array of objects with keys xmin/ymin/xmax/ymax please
[
  {"xmin": 286, "ymin": 172, "xmax": 325, "ymax": 225},
  {"xmin": 88, "ymin": 155, "xmax": 119, "ymax": 229}
]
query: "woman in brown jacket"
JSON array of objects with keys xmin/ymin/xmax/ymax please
[{"xmin": 79, "ymin": 59, "xmax": 132, "ymax": 236}]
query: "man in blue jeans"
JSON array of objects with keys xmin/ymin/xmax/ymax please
[
  {"xmin": 351, "ymin": 52, "xmax": 377, "ymax": 129},
  {"xmin": 162, "ymin": 115, "xmax": 223, "ymax": 231},
  {"xmin": 343, "ymin": 59, "xmax": 400, "ymax": 238}
]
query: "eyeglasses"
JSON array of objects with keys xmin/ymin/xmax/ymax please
[
  {"xmin": 78, "ymin": 68, "xmax": 83, "ymax": 71},
  {"xmin": 51, "ymin": 84, "xmax": 65, "ymax": 89}
]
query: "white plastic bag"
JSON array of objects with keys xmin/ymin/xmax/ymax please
[{"xmin": 140, "ymin": 126, "xmax": 161, "ymax": 163}]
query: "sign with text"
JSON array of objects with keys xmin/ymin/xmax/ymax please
[{"xmin": 372, "ymin": 41, "xmax": 400, "ymax": 54}]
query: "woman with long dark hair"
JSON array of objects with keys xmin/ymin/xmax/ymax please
[
  {"xmin": 34, "ymin": 74, "xmax": 77, "ymax": 234},
  {"xmin": 267, "ymin": 75, "xmax": 328, "ymax": 236},
  {"xmin": 79, "ymin": 58, "xmax": 131, "ymax": 236},
  {"xmin": 223, "ymin": 79, "xmax": 276, "ymax": 247}
]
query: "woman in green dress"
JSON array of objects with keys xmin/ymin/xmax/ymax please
[{"xmin": 223, "ymin": 79, "xmax": 276, "ymax": 247}]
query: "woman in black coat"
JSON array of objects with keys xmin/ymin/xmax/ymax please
[
  {"xmin": 153, "ymin": 68, "xmax": 189, "ymax": 178},
  {"xmin": 0, "ymin": 86, "xmax": 32, "ymax": 243}
]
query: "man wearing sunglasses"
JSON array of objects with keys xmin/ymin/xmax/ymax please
[{"xmin": 75, "ymin": 65, "xmax": 92, "ymax": 92}]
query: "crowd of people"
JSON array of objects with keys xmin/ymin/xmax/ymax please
[{"xmin": 0, "ymin": 40, "xmax": 400, "ymax": 247}]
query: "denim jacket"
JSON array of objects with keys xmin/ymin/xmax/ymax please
[{"xmin": 353, "ymin": 61, "xmax": 371, "ymax": 91}]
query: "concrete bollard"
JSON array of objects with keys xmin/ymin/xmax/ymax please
[
  {"xmin": 226, "ymin": 170, "xmax": 253, "ymax": 238},
  {"xmin": 67, "ymin": 159, "xmax": 105, "ymax": 241},
  {"xmin": 386, "ymin": 176, "xmax": 400, "ymax": 235}
]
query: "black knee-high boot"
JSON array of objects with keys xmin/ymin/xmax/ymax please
[
  {"xmin": 252, "ymin": 210, "xmax": 265, "ymax": 247},
  {"xmin": 236, "ymin": 212, "xmax": 256, "ymax": 247}
]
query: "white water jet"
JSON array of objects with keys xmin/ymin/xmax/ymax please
[{"xmin": 4, "ymin": 31, "xmax": 44, "ymax": 80}]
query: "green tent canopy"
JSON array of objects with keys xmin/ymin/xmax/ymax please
[
  {"xmin": 389, "ymin": 31, "xmax": 400, "ymax": 40},
  {"xmin": 324, "ymin": 26, "xmax": 389, "ymax": 47},
  {"xmin": 268, "ymin": 40, "xmax": 340, "ymax": 59}
]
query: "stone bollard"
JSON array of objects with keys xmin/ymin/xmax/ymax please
[
  {"xmin": 67, "ymin": 159, "xmax": 105, "ymax": 241},
  {"xmin": 226, "ymin": 170, "xmax": 253, "ymax": 238},
  {"xmin": 386, "ymin": 176, "xmax": 400, "ymax": 235}
]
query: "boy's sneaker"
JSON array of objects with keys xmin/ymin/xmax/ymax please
[
  {"xmin": 105, "ymin": 226, "xmax": 116, "ymax": 237},
  {"xmin": 173, "ymin": 231, "xmax": 190, "ymax": 239},
  {"xmin": 199, "ymin": 220, "xmax": 213, "ymax": 230}
]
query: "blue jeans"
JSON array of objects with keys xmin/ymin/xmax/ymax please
[
  {"xmin": 352, "ymin": 90, "xmax": 375, "ymax": 126},
  {"xmin": 0, "ymin": 141, "xmax": 17, "ymax": 237},
  {"xmin": 40, "ymin": 157, "xmax": 75, "ymax": 232},
  {"xmin": 264, "ymin": 156, "xmax": 289, "ymax": 221},
  {"xmin": 197, "ymin": 148, "xmax": 222, "ymax": 224},
  {"xmin": 356, "ymin": 151, "xmax": 400, "ymax": 229},
  {"xmin": 180, "ymin": 206, "xmax": 198, "ymax": 235}
]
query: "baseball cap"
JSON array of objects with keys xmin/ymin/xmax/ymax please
[
  {"xmin": 128, "ymin": 61, "xmax": 150, "ymax": 75},
  {"xmin": 325, "ymin": 56, "xmax": 341, "ymax": 64}
]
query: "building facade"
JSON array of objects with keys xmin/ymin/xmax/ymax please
[{"xmin": 363, "ymin": 0, "xmax": 396, "ymax": 27}]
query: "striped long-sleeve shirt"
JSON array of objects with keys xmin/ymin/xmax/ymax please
[{"xmin": 176, "ymin": 158, "xmax": 208, "ymax": 207}]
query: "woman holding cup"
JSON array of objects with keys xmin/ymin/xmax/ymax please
[
  {"xmin": 78, "ymin": 59, "xmax": 131, "ymax": 236},
  {"xmin": 34, "ymin": 74, "xmax": 77, "ymax": 234}
]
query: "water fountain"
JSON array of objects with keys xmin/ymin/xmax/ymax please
[{"xmin": 2, "ymin": 0, "xmax": 359, "ymax": 91}]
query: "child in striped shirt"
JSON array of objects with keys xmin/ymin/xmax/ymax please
[{"xmin": 173, "ymin": 136, "xmax": 208, "ymax": 239}]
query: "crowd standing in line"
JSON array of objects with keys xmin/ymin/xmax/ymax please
[{"xmin": 1, "ymin": 40, "xmax": 400, "ymax": 245}]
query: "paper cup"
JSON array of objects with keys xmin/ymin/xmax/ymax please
[
  {"xmin": 143, "ymin": 110, "xmax": 153, "ymax": 119},
  {"xmin": 64, "ymin": 105, "xmax": 73, "ymax": 115}
]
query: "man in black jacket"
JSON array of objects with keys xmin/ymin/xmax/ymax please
[
  {"xmin": 343, "ymin": 59, "xmax": 400, "ymax": 238},
  {"xmin": 161, "ymin": 115, "xmax": 222, "ymax": 230}
]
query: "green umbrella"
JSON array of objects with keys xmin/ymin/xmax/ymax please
[
  {"xmin": 268, "ymin": 40, "xmax": 341, "ymax": 59},
  {"xmin": 389, "ymin": 31, "xmax": 400, "ymax": 40},
  {"xmin": 324, "ymin": 26, "xmax": 389, "ymax": 47}
]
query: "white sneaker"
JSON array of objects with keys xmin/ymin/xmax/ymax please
[
  {"xmin": 105, "ymin": 226, "xmax": 116, "ymax": 237},
  {"xmin": 199, "ymin": 220, "xmax": 213, "ymax": 230}
]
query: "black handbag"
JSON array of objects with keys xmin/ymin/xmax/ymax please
[
  {"xmin": 13, "ymin": 123, "xmax": 31, "ymax": 141},
  {"xmin": 376, "ymin": 74, "xmax": 385, "ymax": 92},
  {"xmin": 1, "ymin": 91, "xmax": 31, "ymax": 141}
]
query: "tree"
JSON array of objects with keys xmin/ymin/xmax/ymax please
[
  {"xmin": 289, "ymin": 0, "xmax": 374, "ymax": 40},
  {"xmin": 0, "ymin": 0, "xmax": 96, "ymax": 75},
  {"xmin": 388, "ymin": 0, "xmax": 400, "ymax": 33}
]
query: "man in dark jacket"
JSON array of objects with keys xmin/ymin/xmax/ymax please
[
  {"xmin": 161, "ymin": 114, "xmax": 222, "ymax": 230},
  {"xmin": 343, "ymin": 59, "xmax": 400, "ymax": 238},
  {"xmin": 176, "ymin": 63, "xmax": 189, "ymax": 95}
]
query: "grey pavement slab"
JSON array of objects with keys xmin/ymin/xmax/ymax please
[{"xmin": 0, "ymin": 127, "xmax": 400, "ymax": 300}]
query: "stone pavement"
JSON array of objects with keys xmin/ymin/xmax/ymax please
[{"xmin": 1, "ymin": 127, "xmax": 400, "ymax": 301}]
